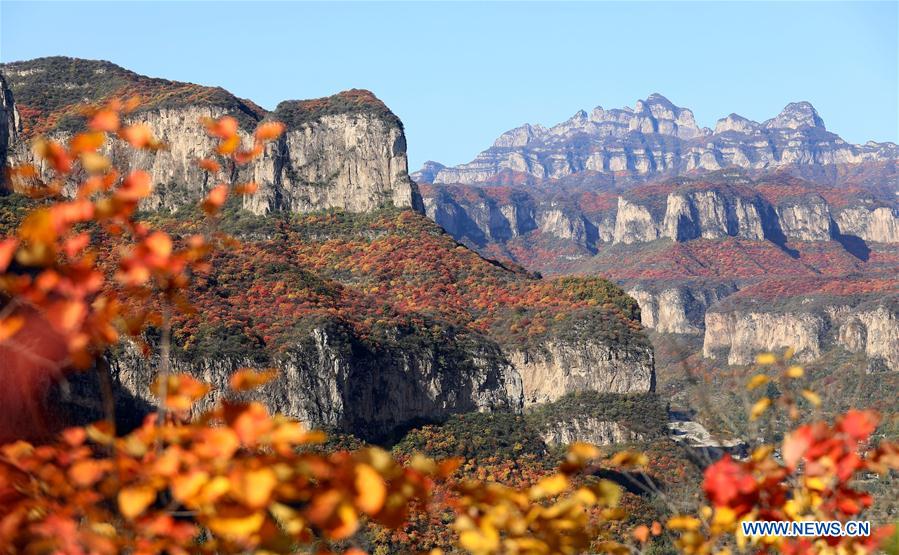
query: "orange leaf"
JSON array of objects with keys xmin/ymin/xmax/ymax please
[
  {"xmin": 206, "ymin": 506, "xmax": 265, "ymax": 540},
  {"xmin": 69, "ymin": 132, "xmax": 106, "ymax": 154},
  {"xmin": 0, "ymin": 315, "xmax": 25, "ymax": 341},
  {"xmin": 233, "ymin": 181, "xmax": 259, "ymax": 195},
  {"xmin": 632, "ymin": 524, "xmax": 650, "ymax": 543},
  {"xmin": 118, "ymin": 485, "xmax": 156, "ymax": 519},
  {"xmin": 216, "ymin": 135, "xmax": 241, "ymax": 156},
  {"xmin": 69, "ymin": 460, "xmax": 108, "ymax": 487},
  {"xmin": 117, "ymin": 171, "xmax": 153, "ymax": 202},
  {"xmin": 144, "ymin": 231, "xmax": 172, "ymax": 259},
  {"xmin": 197, "ymin": 158, "xmax": 221, "ymax": 174},
  {"xmin": 45, "ymin": 300, "xmax": 87, "ymax": 333},
  {"xmin": 354, "ymin": 463, "xmax": 386, "ymax": 515},
  {"xmin": 202, "ymin": 184, "xmax": 229, "ymax": 215},
  {"xmin": 119, "ymin": 124, "xmax": 157, "ymax": 149},
  {"xmin": 230, "ymin": 368, "xmax": 279, "ymax": 391},
  {"xmin": 203, "ymin": 116, "xmax": 238, "ymax": 139},
  {"xmin": 63, "ymin": 233, "xmax": 91, "ymax": 259},
  {"xmin": 0, "ymin": 238, "xmax": 18, "ymax": 271},
  {"xmin": 231, "ymin": 467, "xmax": 277, "ymax": 509},
  {"xmin": 89, "ymin": 109, "xmax": 120, "ymax": 132},
  {"xmin": 254, "ymin": 121, "xmax": 286, "ymax": 142},
  {"xmin": 839, "ymin": 409, "xmax": 879, "ymax": 441},
  {"xmin": 33, "ymin": 139, "xmax": 73, "ymax": 174},
  {"xmin": 150, "ymin": 373, "xmax": 210, "ymax": 411}
]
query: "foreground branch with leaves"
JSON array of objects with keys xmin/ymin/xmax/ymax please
[{"xmin": 0, "ymin": 99, "xmax": 897, "ymax": 554}]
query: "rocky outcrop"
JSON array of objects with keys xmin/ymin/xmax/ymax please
[
  {"xmin": 539, "ymin": 418, "xmax": 638, "ymax": 447},
  {"xmin": 703, "ymin": 296, "xmax": 899, "ymax": 372},
  {"xmin": 423, "ymin": 95, "xmax": 897, "ymax": 186},
  {"xmin": 0, "ymin": 73, "xmax": 17, "ymax": 185},
  {"xmin": 506, "ymin": 320, "xmax": 655, "ymax": 405},
  {"xmin": 835, "ymin": 206, "xmax": 899, "ymax": 243},
  {"xmin": 2, "ymin": 58, "xmax": 421, "ymax": 215},
  {"xmin": 774, "ymin": 196, "xmax": 834, "ymax": 241},
  {"xmin": 111, "ymin": 323, "xmax": 524, "ymax": 441},
  {"xmin": 627, "ymin": 282, "xmax": 740, "ymax": 334}
]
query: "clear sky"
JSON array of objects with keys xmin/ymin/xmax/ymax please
[{"xmin": 2, "ymin": 1, "xmax": 897, "ymax": 170}]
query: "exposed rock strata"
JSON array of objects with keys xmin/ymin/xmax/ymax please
[
  {"xmin": 703, "ymin": 297, "xmax": 899, "ymax": 372},
  {"xmin": 424, "ymin": 95, "xmax": 897, "ymax": 186}
]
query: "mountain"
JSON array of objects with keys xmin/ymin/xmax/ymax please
[
  {"xmin": 0, "ymin": 57, "xmax": 655, "ymax": 443},
  {"xmin": 2, "ymin": 56, "xmax": 420, "ymax": 215},
  {"xmin": 414, "ymin": 93, "xmax": 898, "ymax": 188}
]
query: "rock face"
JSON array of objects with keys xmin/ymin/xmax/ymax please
[
  {"xmin": 703, "ymin": 295, "xmax": 899, "ymax": 372},
  {"xmin": 422, "ymin": 94, "xmax": 897, "ymax": 186},
  {"xmin": 539, "ymin": 418, "xmax": 638, "ymax": 447},
  {"xmin": 1, "ymin": 57, "xmax": 421, "ymax": 215},
  {"xmin": 421, "ymin": 174, "xmax": 899, "ymax": 255},
  {"xmin": 507, "ymin": 329, "xmax": 654, "ymax": 406},
  {"xmin": 0, "ymin": 73, "xmax": 17, "ymax": 185},
  {"xmin": 110, "ymin": 325, "xmax": 524, "ymax": 441},
  {"xmin": 627, "ymin": 283, "xmax": 740, "ymax": 334}
]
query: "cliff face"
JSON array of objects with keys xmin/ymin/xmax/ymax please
[
  {"xmin": 421, "ymin": 174, "xmax": 899, "ymax": 256},
  {"xmin": 420, "ymin": 95, "xmax": 897, "ymax": 186},
  {"xmin": 627, "ymin": 283, "xmax": 739, "ymax": 334},
  {"xmin": 508, "ymin": 338, "xmax": 654, "ymax": 405},
  {"xmin": 111, "ymin": 324, "xmax": 524, "ymax": 441},
  {"xmin": 0, "ymin": 73, "xmax": 17, "ymax": 185},
  {"xmin": 704, "ymin": 294, "xmax": 899, "ymax": 372},
  {"xmin": 1, "ymin": 58, "xmax": 421, "ymax": 215}
]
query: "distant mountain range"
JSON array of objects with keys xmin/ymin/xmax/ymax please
[{"xmin": 414, "ymin": 94, "xmax": 898, "ymax": 189}]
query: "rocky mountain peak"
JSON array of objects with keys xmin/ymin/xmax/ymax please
[
  {"xmin": 493, "ymin": 123, "xmax": 546, "ymax": 148},
  {"xmin": 714, "ymin": 113, "xmax": 761, "ymax": 134},
  {"xmin": 764, "ymin": 101, "xmax": 825, "ymax": 130},
  {"xmin": 411, "ymin": 160, "xmax": 447, "ymax": 183}
]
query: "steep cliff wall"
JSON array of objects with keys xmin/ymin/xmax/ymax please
[
  {"xmin": 703, "ymin": 294, "xmax": 899, "ymax": 372},
  {"xmin": 506, "ymin": 312, "xmax": 655, "ymax": 405},
  {"xmin": 110, "ymin": 323, "xmax": 523, "ymax": 441},
  {"xmin": 0, "ymin": 73, "xmax": 17, "ymax": 186},
  {"xmin": 1, "ymin": 58, "xmax": 421, "ymax": 215},
  {"xmin": 627, "ymin": 282, "xmax": 740, "ymax": 334}
]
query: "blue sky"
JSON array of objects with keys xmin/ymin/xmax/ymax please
[{"xmin": 2, "ymin": 1, "xmax": 897, "ymax": 170}]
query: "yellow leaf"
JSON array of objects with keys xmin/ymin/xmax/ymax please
[
  {"xmin": 118, "ymin": 485, "xmax": 156, "ymax": 519},
  {"xmin": 667, "ymin": 515, "xmax": 702, "ymax": 531},
  {"xmin": 172, "ymin": 470, "xmax": 209, "ymax": 502},
  {"xmin": 750, "ymin": 397, "xmax": 772, "ymax": 421},
  {"xmin": 786, "ymin": 365, "xmax": 804, "ymax": 378},
  {"xmin": 746, "ymin": 374, "xmax": 769, "ymax": 391},
  {"xmin": 801, "ymin": 389, "xmax": 821, "ymax": 407},
  {"xmin": 233, "ymin": 467, "xmax": 277, "ymax": 509},
  {"xmin": 755, "ymin": 352, "xmax": 777, "ymax": 365},
  {"xmin": 594, "ymin": 479, "xmax": 622, "ymax": 507},
  {"xmin": 207, "ymin": 508, "xmax": 266, "ymax": 540},
  {"xmin": 80, "ymin": 152, "xmax": 110, "ymax": 173},
  {"xmin": 529, "ymin": 473, "xmax": 569, "ymax": 500},
  {"xmin": 355, "ymin": 463, "xmax": 387, "ymax": 515}
]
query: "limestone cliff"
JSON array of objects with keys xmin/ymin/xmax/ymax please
[
  {"xmin": 704, "ymin": 294, "xmax": 899, "ymax": 372},
  {"xmin": 423, "ymin": 94, "xmax": 897, "ymax": 186},
  {"xmin": 506, "ymin": 312, "xmax": 655, "ymax": 405},
  {"xmin": 627, "ymin": 282, "xmax": 739, "ymax": 334},
  {"xmin": 109, "ymin": 323, "xmax": 523, "ymax": 441},
  {"xmin": 0, "ymin": 73, "xmax": 17, "ymax": 186},
  {"xmin": 1, "ymin": 57, "xmax": 421, "ymax": 215}
]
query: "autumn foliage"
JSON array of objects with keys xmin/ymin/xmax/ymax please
[{"xmin": 0, "ymin": 98, "xmax": 897, "ymax": 554}]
